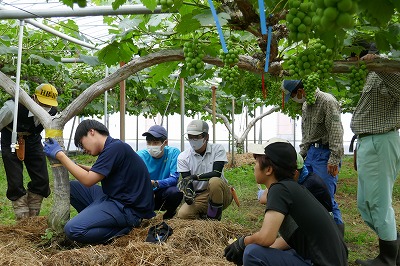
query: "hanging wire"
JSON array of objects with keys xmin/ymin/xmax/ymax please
[{"xmin": 160, "ymin": 72, "xmax": 180, "ymax": 127}]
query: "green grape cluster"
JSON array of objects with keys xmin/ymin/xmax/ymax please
[
  {"xmin": 218, "ymin": 41, "xmax": 242, "ymax": 91},
  {"xmin": 285, "ymin": 40, "xmax": 334, "ymax": 80},
  {"xmin": 348, "ymin": 62, "xmax": 368, "ymax": 91},
  {"xmin": 303, "ymin": 72, "xmax": 320, "ymax": 105},
  {"xmin": 20, "ymin": 63, "xmax": 65, "ymax": 89},
  {"xmin": 219, "ymin": 65, "xmax": 240, "ymax": 92},
  {"xmin": 219, "ymin": 42, "xmax": 240, "ymax": 66},
  {"xmin": 157, "ymin": 0, "xmax": 174, "ymax": 11},
  {"xmin": 311, "ymin": 0, "xmax": 358, "ymax": 32},
  {"xmin": 286, "ymin": 0, "xmax": 314, "ymax": 43},
  {"xmin": 183, "ymin": 40, "xmax": 205, "ymax": 76},
  {"xmin": 235, "ymin": 72, "xmax": 263, "ymax": 99}
]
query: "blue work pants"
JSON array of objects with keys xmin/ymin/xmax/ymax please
[
  {"xmin": 304, "ymin": 145, "xmax": 343, "ymax": 224},
  {"xmin": 65, "ymin": 180, "xmax": 142, "ymax": 244},
  {"xmin": 243, "ymin": 244, "xmax": 312, "ymax": 266}
]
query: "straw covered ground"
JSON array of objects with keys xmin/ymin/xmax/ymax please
[
  {"xmin": 0, "ymin": 153, "xmax": 255, "ymax": 266},
  {"xmin": 0, "ymin": 216, "xmax": 251, "ymax": 266}
]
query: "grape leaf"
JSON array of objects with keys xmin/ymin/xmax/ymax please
[
  {"xmin": 142, "ymin": 0, "xmax": 158, "ymax": 12},
  {"xmin": 175, "ymin": 14, "xmax": 201, "ymax": 33}
]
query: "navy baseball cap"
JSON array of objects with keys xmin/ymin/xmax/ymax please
[
  {"xmin": 282, "ymin": 80, "xmax": 301, "ymax": 102},
  {"xmin": 142, "ymin": 125, "xmax": 167, "ymax": 138}
]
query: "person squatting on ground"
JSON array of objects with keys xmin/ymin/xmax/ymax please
[
  {"xmin": 176, "ymin": 119, "xmax": 232, "ymax": 220},
  {"xmin": 224, "ymin": 138, "xmax": 348, "ymax": 266},
  {"xmin": 43, "ymin": 119, "xmax": 155, "ymax": 244},
  {"xmin": 257, "ymin": 150, "xmax": 332, "ymax": 214},
  {"xmin": 282, "ymin": 79, "xmax": 345, "ymax": 235},
  {"xmin": 350, "ymin": 51, "xmax": 400, "ymax": 266},
  {"xmin": 137, "ymin": 125, "xmax": 183, "ymax": 220},
  {"xmin": 0, "ymin": 84, "xmax": 58, "ymax": 220}
]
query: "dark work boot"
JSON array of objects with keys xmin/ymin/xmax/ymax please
[
  {"xmin": 356, "ymin": 238, "xmax": 398, "ymax": 266},
  {"xmin": 207, "ymin": 201, "xmax": 223, "ymax": 221}
]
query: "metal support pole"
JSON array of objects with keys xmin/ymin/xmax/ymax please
[
  {"xmin": 119, "ymin": 62, "xmax": 126, "ymax": 141},
  {"xmin": 180, "ymin": 78, "xmax": 185, "ymax": 151},
  {"xmin": 212, "ymin": 86, "xmax": 216, "ymax": 143},
  {"xmin": 231, "ymin": 97, "xmax": 235, "ymax": 166},
  {"xmin": 104, "ymin": 66, "xmax": 109, "ymax": 128},
  {"xmin": 11, "ymin": 20, "xmax": 25, "ymax": 153},
  {"xmin": 258, "ymin": 105, "xmax": 263, "ymax": 144}
]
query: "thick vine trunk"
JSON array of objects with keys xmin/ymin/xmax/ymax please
[{"xmin": 46, "ymin": 136, "xmax": 71, "ymax": 235}]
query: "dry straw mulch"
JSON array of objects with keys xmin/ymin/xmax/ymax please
[
  {"xmin": 0, "ymin": 153, "xmax": 254, "ymax": 265},
  {"xmin": 0, "ymin": 214, "xmax": 251, "ymax": 266}
]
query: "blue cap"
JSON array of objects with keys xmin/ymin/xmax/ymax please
[
  {"xmin": 282, "ymin": 80, "xmax": 301, "ymax": 102},
  {"xmin": 142, "ymin": 125, "xmax": 167, "ymax": 138}
]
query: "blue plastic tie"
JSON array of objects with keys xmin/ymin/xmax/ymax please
[
  {"xmin": 258, "ymin": 0, "xmax": 267, "ymax": 34},
  {"xmin": 264, "ymin": 25, "xmax": 272, "ymax": 72},
  {"xmin": 207, "ymin": 0, "xmax": 228, "ymax": 53}
]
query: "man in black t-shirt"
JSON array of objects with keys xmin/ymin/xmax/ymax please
[{"xmin": 224, "ymin": 138, "xmax": 348, "ymax": 266}]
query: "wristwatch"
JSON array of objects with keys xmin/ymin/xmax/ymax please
[{"xmin": 153, "ymin": 181, "xmax": 159, "ymax": 189}]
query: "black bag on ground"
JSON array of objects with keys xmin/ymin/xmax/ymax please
[{"xmin": 145, "ymin": 221, "xmax": 173, "ymax": 243}]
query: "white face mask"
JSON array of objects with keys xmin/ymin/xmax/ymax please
[
  {"xmin": 292, "ymin": 95, "xmax": 306, "ymax": 104},
  {"xmin": 147, "ymin": 144, "xmax": 163, "ymax": 158},
  {"xmin": 189, "ymin": 138, "xmax": 205, "ymax": 151}
]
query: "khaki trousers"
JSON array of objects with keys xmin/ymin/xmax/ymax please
[{"xmin": 177, "ymin": 177, "xmax": 233, "ymax": 219}]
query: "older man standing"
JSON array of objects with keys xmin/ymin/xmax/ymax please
[
  {"xmin": 282, "ymin": 80, "xmax": 345, "ymax": 236},
  {"xmin": 351, "ymin": 52, "xmax": 400, "ymax": 266}
]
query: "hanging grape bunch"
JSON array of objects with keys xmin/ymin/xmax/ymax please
[
  {"xmin": 311, "ymin": 0, "xmax": 358, "ymax": 33},
  {"xmin": 285, "ymin": 40, "xmax": 332, "ymax": 80},
  {"xmin": 219, "ymin": 43, "xmax": 240, "ymax": 66},
  {"xmin": 218, "ymin": 42, "xmax": 241, "ymax": 92},
  {"xmin": 183, "ymin": 39, "xmax": 205, "ymax": 76},
  {"xmin": 286, "ymin": 0, "xmax": 314, "ymax": 43},
  {"xmin": 348, "ymin": 62, "xmax": 368, "ymax": 91},
  {"xmin": 303, "ymin": 72, "xmax": 320, "ymax": 105},
  {"xmin": 157, "ymin": 0, "xmax": 174, "ymax": 11}
]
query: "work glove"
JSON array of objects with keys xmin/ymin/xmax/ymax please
[
  {"xmin": 224, "ymin": 236, "xmax": 245, "ymax": 266},
  {"xmin": 178, "ymin": 175, "xmax": 197, "ymax": 205},
  {"xmin": 43, "ymin": 138, "xmax": 63, "ymax": 159}
]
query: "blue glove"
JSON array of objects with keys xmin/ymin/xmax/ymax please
[{"xmin": 43, "ymin": 138, "xmax": 63, "ymax": 159}]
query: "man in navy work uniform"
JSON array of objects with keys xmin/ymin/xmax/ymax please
[
  {"xmin": 44, "ymin": 119, "xmax": 155, "ymax": 244},
  {"xmin": 137, "ymin": 125, "xmax": 183, "ymax": 220},
  {"xmin": 224, "ymin": 138, "xmax": 348, "ymax": 266}
]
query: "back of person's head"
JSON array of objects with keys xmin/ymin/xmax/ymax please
[
  {"xmin": 142, "ymin": 125, "xmax": 167, "ymax": 143},
  {"xmin": 249, "ymin": 137, "xmax": 297, "ymax": 180},
  {"xmin": 74, "ymin": 119, "xmax": 109, "ymax": 147}
]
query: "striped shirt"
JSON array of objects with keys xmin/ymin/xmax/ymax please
[
  {"xmin": 300, "ymin": 89, "xmax": 344, "ymax": 166},
  {"xmin": 350, "ymin": 72, "xmax": 400, "ymax": 135}
]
